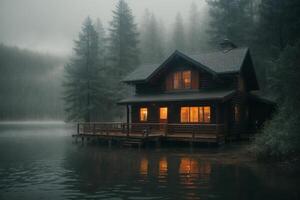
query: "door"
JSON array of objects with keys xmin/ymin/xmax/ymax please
[
  {"xmin": 159, "ymin": 107, "xmax": 168, "ymax": 131},
  {"xmin": 159, "ymin": 107, "xmax": 168, "ymax": 123}
]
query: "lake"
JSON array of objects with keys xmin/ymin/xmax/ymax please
[{"xmin": 0, "ymin": 122, "xmax": 299, "ymax": 200}]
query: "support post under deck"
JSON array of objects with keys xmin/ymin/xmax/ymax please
[{"xmin": 126, "ymin": 104, "xmax": 130, "ymax": 136}]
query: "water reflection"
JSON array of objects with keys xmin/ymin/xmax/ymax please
[{"xmin": 0, "ymin": 123, "xmax": 300, "ymax": 200}]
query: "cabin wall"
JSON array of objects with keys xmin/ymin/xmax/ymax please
[
  {"xmin": 131, "ymin": 101, "xmax": 218, "ymax": 124},
  {"xmin": 134, "ymin": 57, "xmax": 219, "ymax": 95}
]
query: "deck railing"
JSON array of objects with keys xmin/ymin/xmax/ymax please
[{"xmin": 77, "ymin": 122, "xmax": 224, "ymax": 138}]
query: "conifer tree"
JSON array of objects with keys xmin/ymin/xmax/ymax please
[
  {"xmin": 206, "ymin": 0, "xmax": 254, "ymax": 46},
  {"xmin": 140, "ymin": 10, "xmax": 165, "ymax": 63},
  {"xmin": 171, "ymin": 13, "xmax": 186, "ymax": 52},
  {"xmin": 63, "ymin": 17, "xmax": 106, "ymax": 122},
  {"xmin": 107, "ymin": 0, "xmax": 139, "ymax": 77}
]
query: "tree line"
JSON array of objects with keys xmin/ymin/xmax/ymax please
[
  {"xmin": 64, "ymin": 0, "xmax": 300, "ymax": 159},
  {"xmin": 0, "ymin": 44, "xmax": 65, "ymax": 120}
]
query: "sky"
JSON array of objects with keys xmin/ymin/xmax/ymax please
[{"xmin": 0, "ymin": 0, "xmax": 207, "ymax": 56}]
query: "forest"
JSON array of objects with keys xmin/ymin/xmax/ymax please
[
  {"xmin": 0, "ymin": 0, "xmax": 299, "ymax": 159},
  {"xmin": 0, "ymin": 44, "xmax": 65, "ymax": 120}
]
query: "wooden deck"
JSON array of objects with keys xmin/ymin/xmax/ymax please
[{"xmin": 73, "ymin": 122, "xmax": 225, "ymax": 147}]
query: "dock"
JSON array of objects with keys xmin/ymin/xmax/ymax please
[{"xmin": 72, "ymin": 122, "xmax": 225, "ymax": 147}]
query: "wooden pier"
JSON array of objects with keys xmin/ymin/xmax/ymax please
[{"xmin": 73, "ymin": 122, "xmax": 225, "ymax": 147}]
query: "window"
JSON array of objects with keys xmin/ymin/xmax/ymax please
[
  {"xmin": 180, "ymin": 107, "xmax": 189, "ymax": 123},
  {"xmin": 182, "ymin": 71, "xmax": 191, "ymax": 88},
  {"xmin": 173, "ymin": 70, "xmax": 191, "ymax": 89},
  {"xmin": 160, "ymin": 107, "xmax": 168, "ymax": 120},
  {"xmin": 234, "ymin": 105, "xmax": 240, "ymax": 122},
  {"xmin": 140, "ymin": 108, "xmax": 148, "ymax": 122},
  {"xmin": 180, "ymin": 106, "xmax": 211, "ymax": 123}
]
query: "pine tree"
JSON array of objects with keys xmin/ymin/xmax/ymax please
[
  {"xmin": 95, "ymin": 18, "xmax": 106, "ymax": 67},
  {"xmin": 106, "ymin": 0, "xmax": 139, "ymax": 119},
  {"xmin": 63, "ymin": 17, "xmax": 105, "ymax": 122},
  {"xmin": 258, "ymin": 0, "xmax": 300, "ymax": 56},
  {"xmin": 187, "ymin": 2, "xmax": 201, "ymax": 53},
  {"xmin": 107, "ymin": 0, "xmax": 139, "ymax": 78},
  {"xmin": 171, "ymin": 13, "xmax": 186, "ymax": 52},
  {"xmin": 206, "ymin": 0, "xmax": 254, "ymax": 46},
  {"xmin": 140, "ymin": 10, "xmax": 165, "ymax": 63}
]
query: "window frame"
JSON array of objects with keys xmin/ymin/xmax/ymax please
[
  {"xmin": 172, "ymin": 70, "xmax": 192, "ymax": 90},
  {"xmin": 180, "ymin": 106, "xmax": 211, "ymax": 123},
  {"xmin": 140, "ymin": 107, "xmax": 148, "ymax": 122}
]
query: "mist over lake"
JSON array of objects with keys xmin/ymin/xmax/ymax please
[
  {"xmin": 0, "ymin": 122, "xmax": 299, "ymax": 200},
  {"xmin": 1, "ymin": 0, "xmax": 300, "ymax": 199}
]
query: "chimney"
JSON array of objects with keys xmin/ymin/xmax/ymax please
[{"xmin": 220, "ymin": 39, "xmax": 237, "ymax": 52}]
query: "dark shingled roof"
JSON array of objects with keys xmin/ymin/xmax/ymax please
[
  {"xmin": 123, "ymin": 47, "xmax": 249, "ymax": 82},
  {"xmin": 123, "ymin": 63, "xmax": 159, "ymax": 82},
  {"xmin": 188, "ymin": 47, "xmax": 248, "ymax": 74},
  {"xmin": 249, "ymin": 91, "xmax": 276, "ymax": 105},
  {"xmin": 118, "ymin": 89, "xmax": 235, "ymax": 104}
]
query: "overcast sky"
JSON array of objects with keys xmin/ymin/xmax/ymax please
[{"xmin": 0, "ymin": 0, "xmax": 207, "ymax": 56}]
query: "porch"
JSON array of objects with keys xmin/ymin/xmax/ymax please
[{"xmin": 74, "ymin": 122, "xmax": 225, "ymax": 146}]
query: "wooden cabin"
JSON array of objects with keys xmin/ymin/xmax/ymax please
[
  {"xmin": 76, "ymin": 44, "xmax": 275, "ymax": 145},
  {"xmin": 117, "ymin": 45, "xmax": 275, "ymax": 142}
]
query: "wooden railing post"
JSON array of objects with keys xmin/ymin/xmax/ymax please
[
  {"xmin": 127, "ymin": 123, "xmax": 129, "ymax": 137},
  {"xmin": 165, "ymin": 123, "xmax": 168, "ymax": 136},
  {"xmin": 192, "ymin": 126, "xmax": 195, "ymax": 141},
  {"xmin": 93, "ymin": 123, "xmax": 96, "ymax": 134}
]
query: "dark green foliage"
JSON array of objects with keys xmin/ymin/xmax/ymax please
[
  {"xmin": 258, "ymin": 0, "xmax": 300, "ymax": 55},
  {"xmin": 107, "ymin": 0, "xmax": 139, "ymax": 77},
  {"xmin": 187, "ymin": 2, "xmax": 211, "ymax": 53},
  {"xmin": 252, "ymin": 42, "xmax": 300, "ymax": 159},
  {"xmin": 106, "ymin": 0, "xmax": 139, "ymax": 119},
  {"xmin": 140, "ymin": 9, "xmax": 165, "ymax": 64},
  {"xmin": 0, "ymin": 44, "xmax": 65, "ymax": 120},
  {"xmin": 171, "ymin": 13, "xmax": 186, "ymax": 52},
  {"xmin": 63, "ymin": 17, "xmax": 111, "ymax": 122},
  {"xmin": 206, "ymin": 0, "xmax": 256, "ymax": 46}
]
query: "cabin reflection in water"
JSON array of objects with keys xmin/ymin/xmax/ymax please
[
  {"xmin": 139, "ymin": 156, "xmax": 211, "ymax": 180},
  {"xmin": 139, "ymin": 158, "xmax": 149, "ymax": 176}
]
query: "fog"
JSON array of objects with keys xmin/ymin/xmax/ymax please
[{"xmin": 0, "ymin": 0, "xmax": 207, "ymax": 56}]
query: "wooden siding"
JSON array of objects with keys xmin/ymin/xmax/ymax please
[{"xmin": 131, "ymin": 101, "xmax": 218, "ymax": 124}]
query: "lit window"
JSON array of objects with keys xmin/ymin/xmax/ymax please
[
  {"xmin": 140, "ymin": 108, "xmax": 148, "ymax": 122},
  {"xmin": 173, "ymin": 72, "xmax": 181, "ymax": 89},
  {"xmin": 172, "ymin": 70, "xmax": 191, "ymax": 89},
  {"xmin": 160, "ymin": 107, "xmax": 168, "ymax": 120},
  {"xmin": 182, "ymin": 71, "xmax": 191, "ymax": 88},
  {"xmin": 180, "ymin": 106, "xmax": 211, "ymax": 123},
  {"xmin": 180, "ymin": 107, "xmax": 189, "ymax": 123},
  {"xmin": 190, "ymin": 107, "xmax": 199, "ymax": 122},
  {"xmin": 203, "ymin": 106, "xmax": 211, "ymax": 123}
]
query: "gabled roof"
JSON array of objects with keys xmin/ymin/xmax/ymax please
[
  {"xmin": 118, "ymin": 89, "xmax": 235, "ymax": 104},
  {"xmin": 123, "ymin": 47, "xmax": 249, "ymax": 83},
  {"xmin": 188, "ymin": 47, "xmax": 249, "ymax": 74}
]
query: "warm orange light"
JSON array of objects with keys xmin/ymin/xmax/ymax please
[
  {"xmin": 180, "ymin": 106, "xmax": 211, "ymax": 123},
  {"xmin": 182, "ymin": 70, "xmax": 191, "ymax": 88},
  {"xmin": 160, "ymin": 107, "xmax": 168, "ymax": 120},
  {"xmin": 180, "ymin": 107, "xmax": 189, "ymax": 123},
  {"xmin": 179, "ymin": 158, "xmax": 199, "ymax": 174},
  {"xmin": 140, "ymin": 158, "xmax": 148, "ymax": 175},
  {"xmin": 140, "ymin": 108, "xmax": 148, "ymax": 122},
  {"xmin": 159, "ymin": 157, "xmax": 168, "ymax": 173},
  {"xmin": 203, "ymin": 106, "xmax": 211, "ymax": 123}
]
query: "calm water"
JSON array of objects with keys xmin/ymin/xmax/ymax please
[{"xmin": 0, "ymin": 122, "xmax": 299, "ymax": 200}]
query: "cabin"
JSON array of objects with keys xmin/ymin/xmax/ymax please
[{"xmin": 76, "ymin": 42, "xmax": 275, "ymax": 145}]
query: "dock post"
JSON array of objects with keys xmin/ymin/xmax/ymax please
[
  {"xmin": 189, "ymin": 140, "xmax": 194, "ymax": 152},
  {"xmin": 126, "ymin": 104, "xmax": 130, "ymax": 137},
  {"xmin": 81, "ymin": 137, "xmax": 84, "ymax": 145}
]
